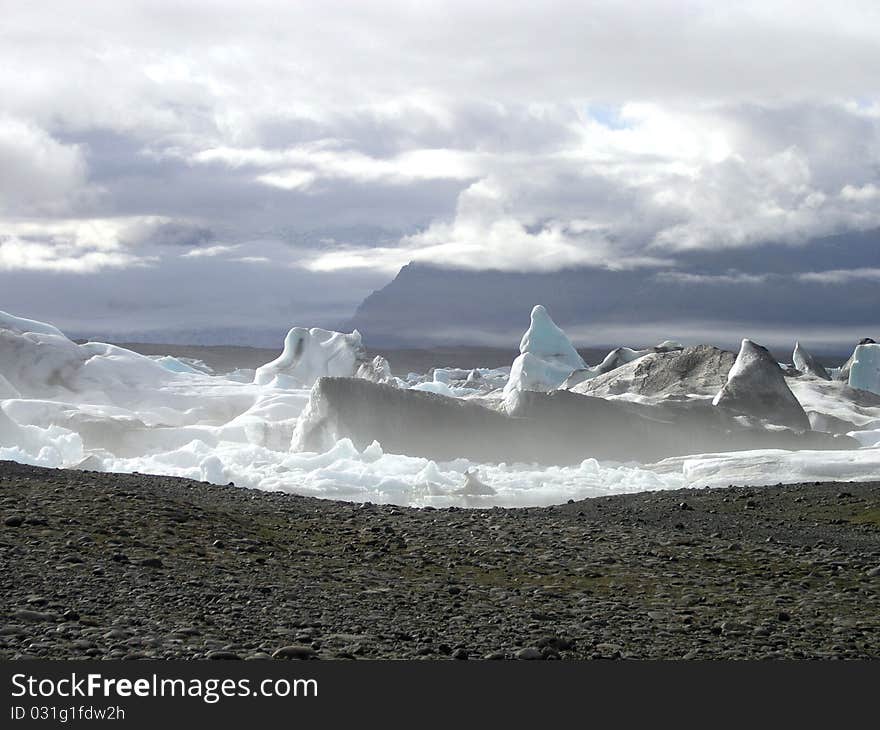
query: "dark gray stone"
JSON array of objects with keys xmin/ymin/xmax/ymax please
[
  {"xmin": 272, "ymin": 645, "xmax": 317, "ymax": 660},
  {"xmin": 515, "ymin": 647, "xmax": 543, "ymax": 660}
]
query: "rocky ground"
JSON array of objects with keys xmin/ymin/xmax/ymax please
[{"xmin": 1, "ymin": 460, "xmax": 878, "ymax": 660}]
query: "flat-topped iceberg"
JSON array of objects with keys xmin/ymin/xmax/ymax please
[
  {"xmin": 849, "ymin": 343, "xmax": 880, "ymax": 395},
  {"xmin": 836, "ymin": 338, "xmax": 876, "ymax": 382}
]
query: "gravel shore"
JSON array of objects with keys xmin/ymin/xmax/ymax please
[{"xmin": 1, "ymin": 460, "xmax": 878, "ymax": 660}]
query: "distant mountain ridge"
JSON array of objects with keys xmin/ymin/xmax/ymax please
[
  {"xmin": 68, "ymin": 229, "xmax": 880, "ymax": 354},
  {"xmin": 349, "ymin": 230, "xmax": 880, "ymax": 352}
]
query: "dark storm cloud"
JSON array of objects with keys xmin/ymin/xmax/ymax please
[
  {"xmin": 129, "ymin": 221, "xmax": 215, "ymax": 248},
  {"xmin": 0, "ymin": 243, "xmax": 388, "ymax": 340}
]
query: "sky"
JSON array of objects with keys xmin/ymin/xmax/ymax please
[{"xmin": 1, "ymin": 0, "xmax": 879, "ymax": 341}]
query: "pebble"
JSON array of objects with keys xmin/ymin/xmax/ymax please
[
  {"xmin": 13, "ymin": 609, "xmax": 58, "ymax": 623},
  {"xmin": 515, "ymin": 647, "xmax": 543, "ymax": 660},
  {"xmin": 272, "ymin": 645, "xmax": 317, "ymax": 660},
  {"xmin": 720, "ymin": 622, "xmax": 749, "ymax": 636}
]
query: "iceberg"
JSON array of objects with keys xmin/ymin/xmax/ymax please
[
  {"xmin": 0, "ymin": 312, "xmax": 253, "ymax": 422},
  {"xmin": 293, "ymin": 376, "xmax": 850, "ymax": 465},
  {"xmin": 655, "ymin": 448, "xmax": 880, "ymax": 490},
  {"xmin": 836, "ymin": 337, "xmax": 876, "ymax": 382},
  {"xmin": 0, "ymin": 311, "xmax": 186, "ymax": 403},
  {"xmin": 713, "ymin": 339, "xmax": 810, "ymax": 431},
  {"xmin": 152, "ymin": 355, "xmax": 212, "ymax": 375},
  {"xmin": 564, "ymin": 340, "xmax": 684, "ymax": 388},
  {"xmin": 503, "ymin": 305, "xmax": 584, "ymax": 396},
  {"xmin": 253, "ymin": 326, "xmax": 365, "ymax": 388},
  {"xmin": 1, "ymin": 307, "xmax": 878, "ymax": 508},
  {"xmin": 848, "ymin": 343, "xmax": 880, "ymax": 395},
  {"xmin": 456, "ymin": 470, "xmax": 496, "ymax": 496},
  {"xmin": 0, "ymin": 310, "xmax": 66, "ymax": 338},
  {"xmin": 410, "ymin": 379, "xmax": 457, "ymax": 397},
  {"xmin": 792, "ymin": 341, "xmax": 830, "ymax": 380},
  {"xmin": 572, "ymin": 345, "xmax": 735, "ymax": 399},
  {"xmin": 355, "ymin": 355, "xmax": 395, "ymax": 385}
]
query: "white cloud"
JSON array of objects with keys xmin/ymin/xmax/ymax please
[
  {"xmin": 195, "ymin": 144, "xmax": 480, "ymax": 190},
  {"xmin": 0, "ymin": 117, "xmax": 92, "ymax": 215},
  {"xmin": 306, "ymin": 102, "xmax": 880, "ymax": 272},
  {"xmin": 255, "ymin": 170, "xmax": 317, "ymax": 191},
  {"xmin": 0, "ymin": 217, "xmax": 169, "ymax": 273},
  {"xmin": 840, "ymin": 183, "xmax": 880, "ymax": 202},
  {"xmin": 1, "ymin": 0, "xmax": 880, "ymax": 326},
  {"xmin": 0, "ymin": 236, "xmax": 151, "ymax": 273},
  {"xmin": 181, "ymin": 244, "xmax": 241, "ymax": 258},
  {"xmin": 4, "ymin": 1, "xmax": 880, "ymax": 132},
  {"xmin": 797, "ymin": 267, "xmax": 880, "ymax": 284},
  {"xmin": 654, "ymin": 271, "xmax": 771, "ymax": 286}
]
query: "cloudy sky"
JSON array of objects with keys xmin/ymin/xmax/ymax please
[{"xmin": 1, "ymin": 1, "xmax": 879, "ymax": 340}]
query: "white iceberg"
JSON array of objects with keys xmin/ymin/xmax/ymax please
[
  {"xmin": 254, "ymin": 326, "xmax": 365, "ymax": 388},
  {"xmin": 848, "ymin": 343, "xmax": 880, "ymax": 395},
  {"xmin": 504, "ymin": 305, "xmax": 585, "ymax": 397},
  {"xmin": 356, "ymin": 354, "xmax": 395, "ymax": 385}
]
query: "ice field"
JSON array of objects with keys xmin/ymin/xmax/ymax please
[{"xmin": 1, "ymin": 307, "xmax": 879, "ymax": 507}]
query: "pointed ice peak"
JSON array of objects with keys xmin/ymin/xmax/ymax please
[
  {"xmin": 503, "ymin": 305, "xmax": 586, "ymax": 398},
  {"xmin": 793, "ymin": 341, "xmax": 830, "ymax": 380},
  {"xmin": 713, "ymin": 339, "xmax": 810, "ymax": 431},
  {"xmin": 518, "ymin": 305, "xmax": 584, "ymax": 370}
]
